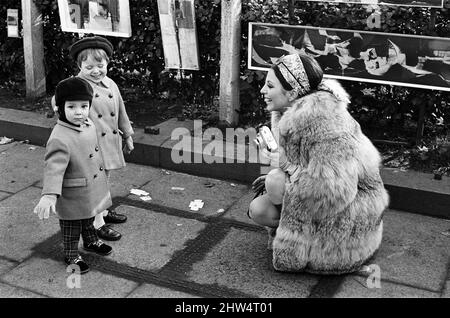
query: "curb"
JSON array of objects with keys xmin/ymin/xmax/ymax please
[{"xmin": 0, "ymin": 107, "xmax": 449, "ymax": 219}]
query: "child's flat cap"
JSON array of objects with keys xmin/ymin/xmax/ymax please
[{"xmin": 69, "ymin": 36, "xmax": 113, "ymax": 60}]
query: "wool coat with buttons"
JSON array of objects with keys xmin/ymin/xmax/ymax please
[
  {"xmin": 78, "ymin": 73, "xmax": 134, "ymax": 170},
  {"xmin": 42, "ymin": 119, "xmax": 112, "ymax": 220}
]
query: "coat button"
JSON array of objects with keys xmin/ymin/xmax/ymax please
[
  {"xmin": 109, "ymin": 93, "xmax": 113, "ymax": 98},
  {"xmin": 100, "ymin": 167, "xmax": 104, "ymax": 171},
  {"xmin": 95, "ymin": 93, "xmax": 99, "ymax": 98},
  {"xmin": 95, "ymin": 146, "xmax": 99, "ymax": 151},
  {"xmin": 89, "ymin": 154, "xmax": 93, "ymax": 158},
  {"xmin": 113, "ymin": 130, "xmax": 117, "ymax": 134},
  {"xmin": 110, "ymin": 112, "xmax": 115, "ymax": 116},
  {"xmin": 98, "ymin": 114, "xmax": 102, "ymax": 118},
  {"xmin": 101, "ymin": 132, "xmax": 106, "ymax": 136},
  {"xmin": 94, "ymin": 174, "xmax": 98, "ymax": 178}
]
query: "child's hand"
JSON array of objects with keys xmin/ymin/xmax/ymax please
[
  {"xmin": 123, "ymin": 136, "xmax": 134, "ymax": 154},
  {"xmin": 33, "ymin": 195, "xmax": 57, "ymax": 220}
]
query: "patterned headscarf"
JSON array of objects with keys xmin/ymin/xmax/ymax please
[{"xmin": 274, "ymin": 54, "xmax": 311, "ymax": 97}]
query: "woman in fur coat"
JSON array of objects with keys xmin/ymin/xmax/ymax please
[{"xmin": 248, "ymin": 53, "xmax": 389, "ymax": 275}]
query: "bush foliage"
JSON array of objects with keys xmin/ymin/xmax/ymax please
[{"xmin": 0, "ymin": 0, "xmax": 448, "ymax": 148}]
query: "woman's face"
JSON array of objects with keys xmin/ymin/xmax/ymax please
[{"xmin": 260, "ymin": 69, "xmax": 291, "ymax": 112}]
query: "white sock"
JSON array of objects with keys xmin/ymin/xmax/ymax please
[{"xmin": 93, "ymin": 210, "xmax": 108, "ymax": 229}]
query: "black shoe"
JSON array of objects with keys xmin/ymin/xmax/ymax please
[
  {"xmin": 103, "ymin": 209, "xmax": 127, "ymax": 224},
  {"xmin": 64, "ymin": 255, "xmax": 90, "ymax": 274},
  {"xmin": 96, "ymin": 225, "xmax": 122, "ymax": 241},
  {"xmin": 83, "ymin": 240, "xmax": 112, "ymax": 256}
]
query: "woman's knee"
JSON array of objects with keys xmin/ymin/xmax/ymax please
[
  {"xmin": 248, "ymin": 195, "xmax": 280, "ymax": 227},
  {"xmin": 248, "ymin": 197, "xmax": 265, "ymax": 221}
]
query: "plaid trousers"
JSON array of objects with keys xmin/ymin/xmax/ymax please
[{"xmin": 59, "ymin": 217, "xmax": 98, "ymax": 259}]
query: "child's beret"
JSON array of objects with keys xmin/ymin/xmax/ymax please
[
  {"xmin": 69, "ymin": 36, "xmax": 113, "ymax": 60},
  {"xmin": 55, "ymin": 77, "xmax": 94, "ymax": 107}
]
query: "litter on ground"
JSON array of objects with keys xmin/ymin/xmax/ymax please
[
  {"xmin": 189, "ymin": 199, "xmax": 204, "ymax": 211},
  {"xmin": 0, "ymin": 137, "xmax": 13, "ymax": 145},
  {"xmin": 130, "ymin": 189, "xmax": 150, "ymax": 196}
]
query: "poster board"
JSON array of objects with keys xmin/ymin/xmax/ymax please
[
  {"xmin": 249, "ymin": 23, "xmax": 450, "ymax": 92},
  {"xmin": 157, "ymin": 0, "xmax": 200, "ymax": 70},
  {"xmin": 57, "ymin": 0, "xmax": 132, "ymax": 37},
  {"xmin": 292, "ymin": 0, "xmax": 444, "ymax": 8},
  {"xmin": 7, "ymin": 9, "xmax": 19, "ymax": 38}
]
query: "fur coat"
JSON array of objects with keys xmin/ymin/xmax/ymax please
[{"xmin": 271, "ymin": 79, "xmax": 389, "ymax": 274}]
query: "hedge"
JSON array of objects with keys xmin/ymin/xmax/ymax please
[{"xmin": 0, "ymin": 0, "xmax": 448, "ymax": 141}]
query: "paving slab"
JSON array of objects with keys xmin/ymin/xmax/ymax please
[
  {"xmin": 0, "ymin": 259, "xmax": 18, "ymax": 276},
  {"xmin": 0, "ymin": 187, "xmax": 60, "ymax": 261},
  {"xmin": 369, "ymin": 209, "xmax": 450, "ymax": 292},
  {"xmin": 334, "ymin": 275, "xmax": 440, "ymax": 298},
  {"xmin": 0, "ymin": 141, "xmax": 17, "ymax": 153},
  {"xmin": 126, "ymin": 283, "xmax": 200, "ymax": 298},
  {"xmin": 0, "ymin": 282, "xmax": 46, "ymax": 298},
  {"xmin": 222, "ymin": 191, "xmax": 256, "ymax": 226},
  {"xmin": 138, "ymin": 171, "xmax": 248, "ymax": 216},
  {"xmin": 99, "ymin": 205, "xmax": 207, "ymax": 272},
  {"xmin": 106, "ymin": 163, "xmax": 162, "ymax": 198},
  {"xmin": 0, "ymin": 191, "xmax": 11, "ymax": 201},
  {"xmin": 185, "ymin": 227, "xmax": 319, "ymax": 298},
  {"xmin": 0, "ymin": 143, "xmax": 45, "ymax": 193},
  {"xmin": 1, "ymin": 256, "xmax": 138, "ymax": 298},
  {"xmin": 443, "ymin": 279, "xmax": 450, "ymax": 298}
]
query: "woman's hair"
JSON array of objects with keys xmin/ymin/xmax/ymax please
[
  {"xmin": 76, "ymin": 48, "xmax": 110, "ymax": 67},
  {"xmin": 272, "ymin": 53, "xmax": 323, "ymax": 96}
]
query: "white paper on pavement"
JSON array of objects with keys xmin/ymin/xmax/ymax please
[{"xmin": 130, "ymin": 189, "xmax": 149, "ymax": 196}]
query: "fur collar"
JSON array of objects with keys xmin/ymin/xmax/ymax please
[
  {"xmin": 317, "ymin": 78, "xmax": 350, "ymax": 106},
  {"xmin": 274, "ymin": 79, "xmax": 354, "ymax": 140}
]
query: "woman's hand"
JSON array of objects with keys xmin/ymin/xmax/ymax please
[
  {"xmin": 252, "ymin": 175, "xmax": 266, "ymax": 194},
  {"xmin": 123, "ymin": 136, "xmax": 134, "ymax": 154},
  {"xmin": 33, "ymin": 194, "xmax": 57, "ymax": 220},
  {"xmin": 260, "ymin": 147, "xmax": 288, "ymax": 170}
]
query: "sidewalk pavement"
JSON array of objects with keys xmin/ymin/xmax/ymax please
[{"xmin": 0, "ymin": 140, "xmax": 449, "ymax": 298}]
